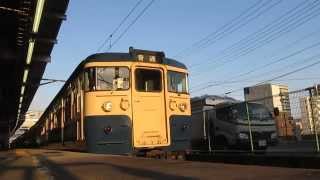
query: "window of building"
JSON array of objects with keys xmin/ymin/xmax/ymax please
[{"xmin": 280, "ymin": 88, "xmax": 291, "ymax": 112}]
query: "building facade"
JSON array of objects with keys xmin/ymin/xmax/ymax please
[
  {"xmin": 244, "ymin": 84, "xmax": 291, "ymax": 113},
  {"xmin": 244, "ymin": 83, "xmax": 294, "ymax": 137},
  {"xmin": 300, "ymin": 96, "xmax": 320, "ymax": 135},
  {"xmin": 10, "ymin": 111, "xmax": 43, "ymax": 141}
]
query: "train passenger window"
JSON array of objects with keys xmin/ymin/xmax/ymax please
[
  {"xmin": 96, "ymin": 67, "xmax": 129, "ymax": 91},
  {"xmin": 135, "ymin": 69, "xmax": 162, "ymax": 92},
  {"xmin": 167, "ymin": 71, "xmax": 188, "ymax": 93}
]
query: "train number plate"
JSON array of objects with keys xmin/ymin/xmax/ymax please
[{"xmin": 258, "ymin": 140, "xmax": 267, "ymax": 147}]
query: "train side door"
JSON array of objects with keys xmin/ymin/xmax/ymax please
[{"xmin": 132, "ymin": 67, "xmax": 168, "ymax": 147}]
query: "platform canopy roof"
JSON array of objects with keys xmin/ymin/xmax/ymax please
[{"xmin": 0, "ymin": 0, "xmax": 69, "ymax": 135}]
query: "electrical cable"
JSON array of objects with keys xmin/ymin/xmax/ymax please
[
  {"xmin": 97, "ymin": 0, "xmax": 144, "ymax": 52},
  {"xmin": 174, "ymin": 0, "xmax": 277, "ymax": 59},
  {"xmin": 190, "ymin": 0, "xmax": 320, "ymax": 73},
  {"xmin": 106, "ymin": 0, "xmax": 155, "ymax": 51}
]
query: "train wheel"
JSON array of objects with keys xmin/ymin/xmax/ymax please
[
  {"xmin": 165, "ymin": 152, "xmax": 177, "ymax": 160},
  {"xmin": 177, "ymin": 153, "xmax": 186, "ymax": 160}
]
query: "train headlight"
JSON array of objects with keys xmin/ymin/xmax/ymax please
[
  {"xmin": 178, "ymin": 103, "xmax": 187, "ymax": 112},
  {"xmin": 120, "ymin": 98, "xmax": 130, "ymax": 111},
  {"xmin": 102, "ymin": 101, "xmax": 112, "ymax": 112},
  {"xmin": 238, "ymin": 133, "xmax": 249, "ymax": 139},
  {"xmin": 169, "ymin": 100, "xmax": 177, "ymax": 111}
]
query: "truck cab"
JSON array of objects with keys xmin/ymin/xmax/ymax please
[{"xmin": 191, "ymin": 95, "xmax": 278, "ymax": 152}]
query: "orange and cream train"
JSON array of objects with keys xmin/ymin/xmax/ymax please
[{"xmin": 15, "ymin": 47, "xmax": 191, "ymax": 156}]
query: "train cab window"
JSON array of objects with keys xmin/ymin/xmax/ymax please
[
  {"xmin": 96, "ymin": 67, "xmax": 129, "ymax": 91},
  {"xmin": 84, "ymin": 68, "xmax": 96, "ymax": 91},
  {"xmin": 167, "ymin": 71, "xmax": 188, "ymax": 93},
  {"xmin": 135, "ymin": 69, "xmax": 162, "ymax": 92}
]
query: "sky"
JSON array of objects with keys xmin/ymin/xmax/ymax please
[{"xmin": 29, "ymin": 0, "xmax": 320, "ymax": 111}]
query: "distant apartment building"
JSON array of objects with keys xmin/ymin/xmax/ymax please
[
  {"xmin": 10, "ymin": 111, "xmax": 43, "ymax": 141},
  {"xmin": 300, "ymin": 96, "xmax": 320, "ymax": 135},
  {"xmin": 21, "ymin": 111, "xmax": 43, "ymax": 129},
  {"xmin": 244, "ymin": 84, "xmax": 291, "ymax": 113},
  {"xmin": 244, "ymin": 83, "xmax": 294, "ymax": 137}
]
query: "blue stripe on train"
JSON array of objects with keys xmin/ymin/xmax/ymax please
[
  {"xmin": 84, "ymin": 115, "xmax": 132, "ymax": 154},
  {"xmin": 167, "ymin": 115, "xmax": 192, "ymax": 151},
  {"xmin": 85, "ymin": 115, "xmax": 191, "ymax": 154}
]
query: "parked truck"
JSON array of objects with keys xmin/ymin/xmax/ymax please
[{"xmin": 191, "ymin": 95, "xmax": 278, "ymax": 152}]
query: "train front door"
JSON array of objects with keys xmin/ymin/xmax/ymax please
[{"xmin": 132, "ymin": 67, "xmax": 168, "ymax": 148}]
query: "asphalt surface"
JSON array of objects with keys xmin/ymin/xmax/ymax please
[
  {"xmin": 266, "ymin": 139, "xmax": 318, "ymax": 153},
  {"xmin": 1, "ymin": 149, "xmax": 320, "ymax": 180}
]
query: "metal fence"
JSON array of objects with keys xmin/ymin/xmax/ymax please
[
  {"xmin": 192, "ymin": 85, "xmax": 320, "ymax": 154},
  {"xmin": 246, "ymin": 86, "xmax": 319, "ymax": 153}
]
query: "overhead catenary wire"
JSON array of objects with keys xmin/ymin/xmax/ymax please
[
  {"xmin": 174, "ymin": 0, "xmax": 281, "ymax": 59},
  {"xmin": 227, "ymin": 53, "xmax": 320, "ymax": 89},
  {"xmin": 106, "ymin": 0, "xmax": 155, "ymax": 52},
  {"xmin": 203, "ymin": 58, "xmax": 320, "ymax": 96},
  {"xmin": 192, "ymin": 0, "xmax": 283, "ymax": 55},
  {"xmin": 180, "ymin": 1, "xmax": 320, "ymax": 97},
  {"xmin": 205, "ymin": 2, "xmax": 320, "ymax": 72},
  {"xmin": 40, "ymin": 78, "xmax": 67, "ymax": 86},
  {"xmin": 189, "ymin": 0, "xmax": 318, "ymax": 69},
  {"xmin": 237, "ymin": 53, "xmax": 320, "ymax": 84},
  {"xmin": 203, "ymin": 0, "xmax": 319, "ymax": 64},
  {"xmin": 191, "ymin": 0, "xmax": 320, "ymax": 75},
  {"xmin": 190, "ymin": 0, "xmax": 320, "ymax": 74},
  {"xmin": 222, "ymin": 28, "xmax": 320, "ymax": 81},
  {"xmin": 203, "ymin": 77, "xmax": 320, "ymax": 85},
  {"xmin": 191, "ymin": 53, "xmax": 320, "ymax": 93},
  {"xmin": 97, "ymin": 0, "xmax": 144, "ymax": 52},
  {"xmin": 257, "ymin": 59, "xmax": 320, "ymax": 85},
  {"xmin": 190, "ymin": 77, "xmax": 320, "ymax": 93},
  {"xmin": 173, "ymin": 0, "xmax": 265, "ymax": 58},
  {"xmin": 191, "ymin": 38, "xmax": 320, "ymax": 89}
]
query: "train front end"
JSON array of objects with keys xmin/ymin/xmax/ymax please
[{"xmin": 83, "ymin": 48, "xmax": 191, "ymax": 155}]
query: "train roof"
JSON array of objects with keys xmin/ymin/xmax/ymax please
[{"xmin": 84, "ymin": 48, "xmax": 187, "ymax": 69}]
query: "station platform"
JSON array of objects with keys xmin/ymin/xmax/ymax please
[{"xmin": 1, "ymin": 149, "xmax": 320, "ymax": 180}]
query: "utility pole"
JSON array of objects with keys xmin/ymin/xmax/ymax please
[{"xmin": 309, "ymin": 87, "xmax": 320, "ymax": 152}]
